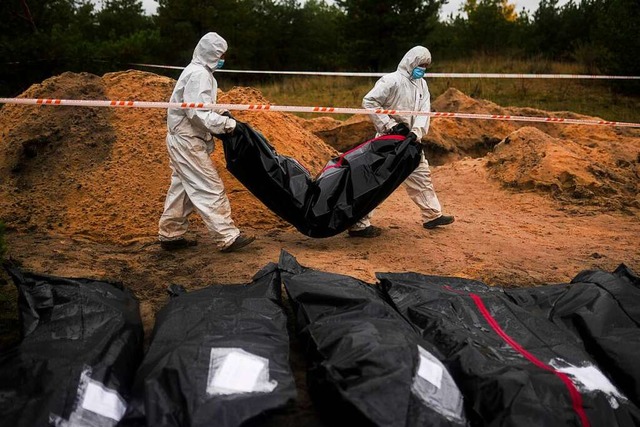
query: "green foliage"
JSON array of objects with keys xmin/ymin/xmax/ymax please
[
  {"xmin": 591, "ymin": 0, "xmax": 640, "ymax": 92},
  {"xmin": 335, "ymin": 0, "xmax": 444, "ymax": 71},
  {"xmin": 0, "ymin": 0, "xmax": 638, "ymax": 96}
]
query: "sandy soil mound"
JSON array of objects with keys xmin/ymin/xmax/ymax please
[
  {"xmin": 308, "ymin": 114, "xmax": 376, "ymax": 152},
  {"xmin": 0, "ymin": 71, "xmax": 337, "ymax": 244},
  {"xmin": 428, "ymin": 88, "xmax": 640, "ymax": 160},
  {"xmin": 296, "ymin": 116, "xmax": 342, "ymax": 134},
  {"xmin": 487, "ymin": 127, "xmax": 640, "ymax": 209}
]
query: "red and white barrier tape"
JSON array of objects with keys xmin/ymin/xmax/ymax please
[
  {"xmin": 1, "ymin": 97, "xmax": 639, "ymax": 128},
  {"xmin": 130, "ymin": 62, "xmax": 640, "ymax": 80}
]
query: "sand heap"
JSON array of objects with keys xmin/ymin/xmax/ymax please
[
  {"xmin": 0, "ymin": 71, "xmax": 336, "ymax": 244},
  {"xmin": 487, "ymin": 127, "xmax": 640, "ymax": 210},
  {"xmin": 304, "ymin": 115, "xmax": 376, "ymax": 153}
]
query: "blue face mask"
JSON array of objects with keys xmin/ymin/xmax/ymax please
[
  {"xmin": 216, "ymin": 59, "xmax": 225, "ymax": 69},
  {"xmin": 411, "ymin": 66, "xmax": 426, "ymax": 80}
]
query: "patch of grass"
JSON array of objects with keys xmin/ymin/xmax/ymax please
[
  {"xmin": 252, "ymin": 76, "xmax": 377, "ymax": 120},
  {"xmin": 248, "ymin": 56, "xmax": 639, "ymax": 123}
]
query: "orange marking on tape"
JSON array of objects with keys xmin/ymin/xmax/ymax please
[
  {"xmin": 313, "ymin": 107, "xmax": 320, "ymax": 112},
  {"xmin": 55, "ymin": 99, "xmax": 61, "ymax": 104},
  {"xmin": 181, "ymin": 102, "xmax": 187, "ymax": 108},
  {"xmin": 197, "ymin": 103, "xmax": 203, "ymax": 108}
]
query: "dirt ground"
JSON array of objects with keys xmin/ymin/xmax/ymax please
[{"xmin": 0, "ymin": 70, "xmax": 639, "ymax": 425}]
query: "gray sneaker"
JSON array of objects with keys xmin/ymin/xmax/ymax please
[
  {"xmin": 423, "ymin": 215, "xmax": 455, "ymax": 229},
  {"xmin": 220, "ymin": 233, "xmax": 256, "ymax": 253}
]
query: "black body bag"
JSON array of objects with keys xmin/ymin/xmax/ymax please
[
  {"xmin": 378, "ymin": 272, "xmax": 640, "ymax": 427},
  {"xmin": 279, "ymin": 250, "xmax": 467, "ymax": 427},
  {"xmin": 120, "ymin": 263, "xmax": 296, "ymax": 427},
  {"xmin": 221, "ymin": 122, "xmax": 422, "ymax": 237},
  {"xmin": 504, "ymin": 264, "xmax": 640, "ymax": 407},
  {"xmin": 0, "ymin": 265, "xmax": 143, "ymax": 427}
]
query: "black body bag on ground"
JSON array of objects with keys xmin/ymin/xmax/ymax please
[
  {"xmin": 121, "ymin": 263, "xmax": 296, "ymax": 427},
  {"xmin": 279, "ymin": 250, "xmax": 467, "ymax": 427},
  {"xmin": 0, "ymin": 265, "xmax": 143, "ymax": 427},
  {"xmin": 220, "ymin": 121, "xmax": 422, "ymax": 237},
  {"xmin": 504, "ymin": 264, "xmax": 640, "ymax": 407},
  {"xmin": 378, "ymin": 272, "xmax": 640, "ymax": 427}
]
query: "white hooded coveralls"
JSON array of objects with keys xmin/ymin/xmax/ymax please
[
  {"xmin": 351, "ymin": 46, "xmax": 443, "ymax": 230},
  {"xmin": 158, "ymin": 32, "xmax": 240, "ymax": 248}
]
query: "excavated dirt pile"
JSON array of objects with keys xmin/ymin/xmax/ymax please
[
  {"xmin": 0, "ymin": 70, "xmax": 336, "ymax": 245},
  {"xmin": 487, "ymin": 127, "xmax": 640, "ymax": 210}
]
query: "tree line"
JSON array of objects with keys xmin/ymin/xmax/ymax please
[{"xmin": 1, "ymin": 0, "xmax": 638, "ymax": 96}]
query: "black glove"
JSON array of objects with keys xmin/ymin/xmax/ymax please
[
  {"xmin": 407, "ymin": 131, "xmax": 418, "ymax": 141},
  {"xmin": 221, "ymin": 110, "xmax": 235, "ymax": 120},
  {"xmin": 389, "ymin": 122, "xmax": 411, "ymax": 136}
]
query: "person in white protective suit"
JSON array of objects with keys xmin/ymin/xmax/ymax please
[
  {"xmin": 348, "ymin": 46, "xmax": 454, "ymax": 238},
  {"xmin": 158, "ymin": 32, "xmax": 255, "ymax": 252}
]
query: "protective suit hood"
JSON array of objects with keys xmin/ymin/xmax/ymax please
[
  {"xmin": 192, "ymin": 32, "xmax": 228, "ymax": 70},
  {"xmin": 397, "ymin": 46, "xmax": 432, "ymax": 77}
]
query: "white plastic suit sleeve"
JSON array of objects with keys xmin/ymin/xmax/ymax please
[
  {"xmin": 363, "ymin": 76, "xmax": 397, "ymax": 133},
  {"xmin": 411, "ymin": 85, "xmax": 430, "ymax": 139},
  {"xmin": 182, "ymin": 69, "xmax": 233, "ymax": 135}
]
